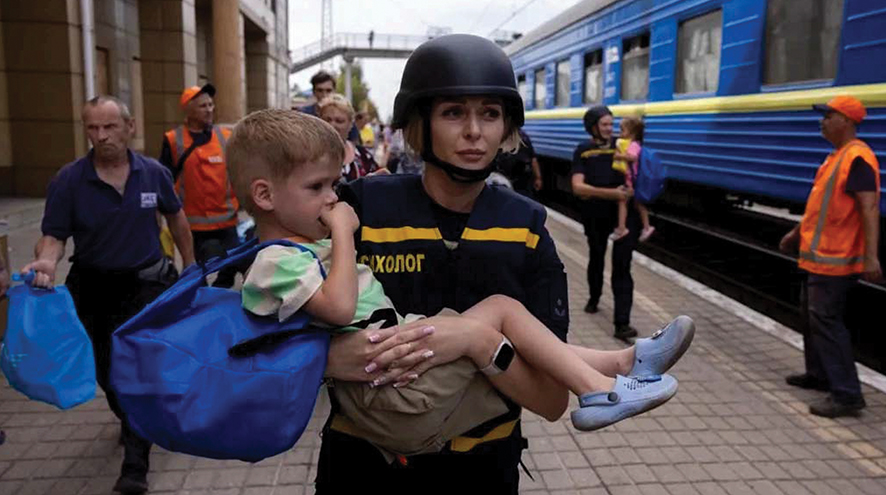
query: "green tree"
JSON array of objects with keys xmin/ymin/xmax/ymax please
[{"xmin": 336, "ymin": 61, "xmax": 379, "ymax": 119}]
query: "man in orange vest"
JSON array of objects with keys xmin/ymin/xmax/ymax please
[
  {"xmin": 780, "ymin": 95, "xmax": 882, "ymax": 418},
  {"xmin": 160, "ymin": 84, "xmax": 241, "ymax": 287}
]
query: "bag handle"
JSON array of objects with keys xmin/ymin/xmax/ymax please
[
  {"xmin": 9, "ymin": 270, "xmax": 54, "ymax": 292},
  {"xmin": 226, "ymin": 240, "xmax": 328, "ymax": 357}
]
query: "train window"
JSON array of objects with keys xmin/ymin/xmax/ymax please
[
  {"xmin": 534, "ymin": 68, "xmax": 546, "ymax": 109},
  {"xmin": 676, "ymin": 10, "xmax": 722, "ymax": 94},
  {"xmin": 764, "ymin": 0, "xmax": 844, "ymax": 85},
  {"xmin": 555, "ymin": 60, "xmax": 570, "ymax": 107},
  {"xmin": 584, "ymin": 50, "xmax": 603, "ymax": 104},
  {"xmin": 622, "ymin": 33, "xmax": 650, "ymax": 101},
  {"xmin": 517, "ymin": 75, "xmax": 528, "ymax": 106}
]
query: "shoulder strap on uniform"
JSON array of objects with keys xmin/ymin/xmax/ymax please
[
  {"xmin": 172, "ymin": 127, "xmax": 185, "ymax": 162},
  {"xmin": 214, "ymin": 126, "xmax": 228, "ymax": 153},
  {"xmin": 174, "ymin": 127, "xmax": 203, "ymax": 181}
]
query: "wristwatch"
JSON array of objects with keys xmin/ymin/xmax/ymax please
[{"xmin": 480, "ymin": 336, "xmax": 515, "ymax": 376}]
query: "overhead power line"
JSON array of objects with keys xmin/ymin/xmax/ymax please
[
  {"xmin": 389, "ymin": 0, "xmax": 432, "ymax": 27},
  {"xmin": 488, "ymin": 0, "xmax": 543, "ymax": 36},
  {"xmin": 468, "ymin": 0, "xmax": 498, "ymax": 33}
]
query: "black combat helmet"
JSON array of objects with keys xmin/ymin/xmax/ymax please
[
  {"xmin": 391, "ymin": 34, "xmax": 525, "ymax": 183},
  {"xmin": 392, "ymin": 34, "xmax": 524, "ymax": 129},
  {"xmin": 583, "ymin": 105, "xmax": 612, "ymax": 137}
]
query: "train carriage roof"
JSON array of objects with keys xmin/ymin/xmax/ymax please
[{"xmin": 504, "ymin": 0, "xmax": 617, "ymax": 56}]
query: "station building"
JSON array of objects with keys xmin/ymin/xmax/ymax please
[{"xmin": 0, "ymin": 0, "xmax": 291, "ymax": 196}]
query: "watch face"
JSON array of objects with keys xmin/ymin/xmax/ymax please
[{"xmin": 494, "ymin": 342, "xmax": 516, "ymax": 371}]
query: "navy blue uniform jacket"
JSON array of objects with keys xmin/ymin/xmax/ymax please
[{"xmin": 341, "ymin": 174, "xmax": 569, "ymax": 341}]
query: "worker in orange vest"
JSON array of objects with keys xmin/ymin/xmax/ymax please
[
  {"xmin": 780, "ymin": 95, "xmax": 882, "ymax": 418},
  {"xmin": 159, "ymin": 84, "xmax": 241, "ymax": 287}
]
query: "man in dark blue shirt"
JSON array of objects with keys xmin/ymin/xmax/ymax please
[
  {"xmin": 300, "ymin": 69, "xmax": 361, "ymax": 143},
  {"xmin": 21, "ymin": 96, "xmax": 194, "ymax": 495}
]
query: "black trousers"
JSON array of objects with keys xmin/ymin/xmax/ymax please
[
  {"xmin": 801, "ymin": 273, "xmax": 863, "ymax": 403},
  {"xmin": 581, "ymin": 206, "xmax": 640, "ymax": 326},
  {"xmin": 66, "ymin": 263, "xmax": 174, "ymax": 476},
  {"xmin": 192, "ymin": 226, "xmax": 240, "ymax": 288},
  {"xmin": 315, "ymin": 419, "xmax": 526, "ymax": 494}
]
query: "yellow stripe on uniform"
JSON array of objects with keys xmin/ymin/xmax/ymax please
[
  {"xmin": 462, "ymin": 227, "xmax": 540, "ymax": 249},
  {"xmin": 448, "ymin": 419, "xmax": 519, "ymax": 452},
  {"xmin": 329, "ymin": 415, "xmax": 519, "ymax": 454},
  {"xmin": 361, "ymin": 226, "xmax": 443, "ymax": 243}
]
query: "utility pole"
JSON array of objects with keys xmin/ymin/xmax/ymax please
[{"xmin": 321, "ymin": 0, "xmax": 333, "ymax": 71}]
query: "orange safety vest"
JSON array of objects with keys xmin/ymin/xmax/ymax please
[
  {"xmin": 798, "ymin": 139, "xmax": 880, "ymax": 276},
  {"xmin": 165, "ymin": 125, "xmax": 239, "ymax": 231}
]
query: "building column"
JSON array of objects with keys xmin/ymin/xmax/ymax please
[
  {"xmin": 1, "ymin": 0, "xmax": 85, "ymax": 196},
  {"xmin": 212, "ymin": 0, "xmax": 244, "ymax": 124},
  {"xmin": 139, "ymin": 0, "xmax": 198, "ymax": 155},
  {"xmin": 245, "ymin": 25, "xmax": 270, "ymax": 114},
  {"xmin": 0, "ymin": 1, "xmax": 11, "ymax": 194}
]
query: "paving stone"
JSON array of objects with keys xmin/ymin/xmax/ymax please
[
  {"xmin": 675, "ymin": 463, "xmax": 712, "ymax": 482},
  {"xmin": 746, "ymin": 480, "xmax": 787, "ymax": 495},
  {"xmin": 595, "ymin": 465, "xmax": 633, "ymax": 486},
  {"xmin": 244, "ymin": 466, "xmax": 280, "ymax": 486},
  {"xmin": 623, "ymin": 463, "xmax": 657, "ymax": 484}
]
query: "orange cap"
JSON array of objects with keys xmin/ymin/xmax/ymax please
[
  {"xmin": 812, "ymin": 95, "xmax": 866, "ymax": 124},
  {"xmin": 179, "ymin": 83, "xmax": 216, "ymax": 109}
]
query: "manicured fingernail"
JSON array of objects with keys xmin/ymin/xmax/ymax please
[
  {"xmin": 407, "ymin": 373, "xmax": 418, "ymax": 381},
  {"xmin": 423, "ymin": 326, "xmax": 435, "ymax": 335},
  {"xmin": 368, "ymin": 334, "xmax": 380, "ymax": 343},
  {"xmin": 372, "ymin": 377, "xmax": 387, "ymax": 387},
  {"xmin": 364, "ymin": 363, "xmax": 377, "ymax": 373},
  {"xmin": 393, "ymin": 382, "xmax": 406, "ymax": 388},
  {"xmin": 422, "ymin": 350, "xmax": 434, "ymax": 359}
]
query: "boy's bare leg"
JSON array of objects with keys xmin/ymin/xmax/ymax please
[
  {"xmin": 462, "ymin": 295, "xmax": 615, "ymax": 396},
  {"xmin": 566, "ymin": 344, "xmax": 634, "ymax": 378}
]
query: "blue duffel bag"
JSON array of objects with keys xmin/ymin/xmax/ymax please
[
  {"xmin": 2, "ymin": 274, "xmax": 96, "ymax": 410},
  {"xmin": 110, "ymin": 238, "xmax": 330, "ymax": 462}
]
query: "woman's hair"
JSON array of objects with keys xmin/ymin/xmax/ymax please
[
  {"xmin": 620, "ymin": 116, "xmax": 645, "ymax": 143},
  {"xmin": 317, "ymin": 94, "xmax": 355, "ymax": 122},
  {"xmin": 401, "ymin": 100, "xmax": 522, "ymax": 155},
  {"xmin": 226, "ymin": 109, "xmax": 344, "ymax": 215}
]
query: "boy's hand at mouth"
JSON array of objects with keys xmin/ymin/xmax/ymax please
[{"xmin": 320, "ymin": 202, "xmax": 360, "ymax": 234}]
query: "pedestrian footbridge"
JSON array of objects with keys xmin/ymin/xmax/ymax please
[{"xmin": 290, "ymin": 32, "xmax": 433, "ymax": 73}]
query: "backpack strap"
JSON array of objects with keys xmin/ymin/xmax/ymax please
[
  {"xmin": 226, "ymin": 240, "xmax": 327, "ymax": 357},
  {"xmin": 198, "ymin": 238, "xmax": 327, "ymax": 280}
]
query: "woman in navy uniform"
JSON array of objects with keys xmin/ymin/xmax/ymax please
[
  {"xmin": 571, "ymin": 106, "xmax": 642, "ymax": 340},
  {"xmin": 315, "ymin": 34, "xmax": 571, "ymax": 494}
]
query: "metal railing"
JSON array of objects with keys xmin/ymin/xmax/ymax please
[{"xmin": 291, "ymin": 32, "xmax": 435, "ymax": 68}]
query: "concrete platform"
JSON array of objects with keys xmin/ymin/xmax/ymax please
[{"xmin": 1, "ymin": 205, "xmax": 885, "ymax": 495}]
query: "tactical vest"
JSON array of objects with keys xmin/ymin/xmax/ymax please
[
  {"xmin": 799, "ymin": 139, "xmax": 880, "ymax": 276},
  {"xmin": 165, "ymin": 126, "xmax": 239, "ymax": 231},
  {"xmin": 352, "ymin": 175, "xmax": 560, "ymax": 322}
]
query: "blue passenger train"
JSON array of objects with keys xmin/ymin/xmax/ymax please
[{"xmin": 505, "ymin": 0, "xmax": 886, "ymax": 216}]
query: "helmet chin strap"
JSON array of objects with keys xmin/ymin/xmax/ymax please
[{"xmin": 421, "ymin": 117, "xmax": 495, "ymax": 184}]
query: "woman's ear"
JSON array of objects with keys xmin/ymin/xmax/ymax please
[{"xmin": 251, "ymin": 179, "xmax": 274, "ymax": 212}]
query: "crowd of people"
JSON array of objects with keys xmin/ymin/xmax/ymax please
[{"xmin": 0, "ymin": 32, "xmax": 881, "ymax": 495}]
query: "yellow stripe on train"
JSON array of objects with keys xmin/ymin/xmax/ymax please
[{"xmin": 524, "ymin": 83, "xmax": 886, "ymax": 119}]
